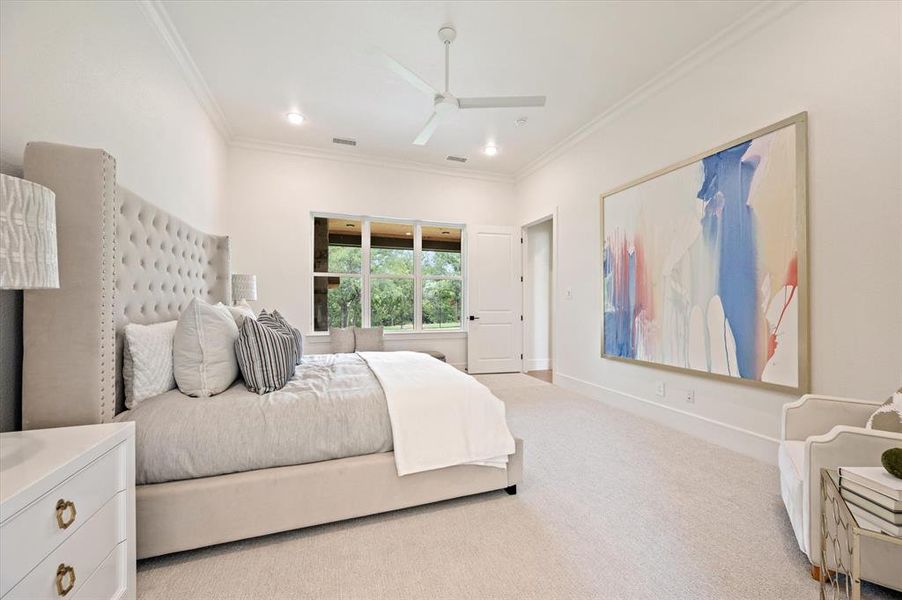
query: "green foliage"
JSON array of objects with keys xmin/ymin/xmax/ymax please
[
  {"xmin": 422, "ymin": 249, "xmax": 460, "ymax": 276},
  {"xmin": 423, "ymin": 279, "xmax": 461, "ymax": 329},
  {"xmin": 325, "ymin": 277, "xmax": 361, "ymax": 328},
  {"xmin": 371, "ymin": 278, "xmax": 414, "ymax": 329},
  {"xmin": 327, "ymin": 245, "xmax": 361, "ymax": 273},
  {"xmin": 882, "ymin": 448, "xmax": 902, "ymax": 479},
  {"xmin": 371, "ymin": 248, "xmax": 413, "ymax": 275}
]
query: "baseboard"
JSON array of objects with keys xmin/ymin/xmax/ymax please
[
  {"xmin": 524, "ymin": 358, "xmax": 551, "ymax": 371},
  {"xmin": 555, "ymin": 372, "xmax": 779, "ymax": 465}
]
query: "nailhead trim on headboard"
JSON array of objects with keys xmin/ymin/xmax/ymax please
[{"xmin": 99, "ymin": 152, "xmax": 117, "ymax": 423}]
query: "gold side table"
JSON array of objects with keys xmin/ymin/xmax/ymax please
[{"xmin": 819, "ymin": 468, "xmax": 902, "ymax": 600}]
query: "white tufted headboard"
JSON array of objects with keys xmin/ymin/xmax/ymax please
[{"xmin": 21, "ymin": 142, "xmax": 230, "ymax": 429}]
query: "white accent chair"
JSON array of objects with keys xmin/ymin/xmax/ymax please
[{"xmin": 779, "ymin": 394, "xmax": 902, "ymax": 590}]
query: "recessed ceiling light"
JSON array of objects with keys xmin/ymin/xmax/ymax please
[
  {"xmin": 286, "ymin": 112, "xmax": 305, "ymax": 125},
  {"xmin": 483, "ymin": 144, "xmax": 499, "ymax": 156}
]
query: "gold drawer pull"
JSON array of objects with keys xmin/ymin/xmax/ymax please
[
  {"xmin": 55, "ymin": 564, "xmax": 76, "ymax": 596},
  {"xmin": 55, "ymin": 499, "xmax": 77, "ymax": 529}
]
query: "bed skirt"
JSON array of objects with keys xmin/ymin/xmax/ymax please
[{"xmin": 136, "ymin": 438, "xmax": 524, "ymax": 558}]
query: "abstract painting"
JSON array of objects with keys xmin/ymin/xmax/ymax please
[{"xmin": 601, "ymin": 114, "xmax": 808, "ymax": 390}]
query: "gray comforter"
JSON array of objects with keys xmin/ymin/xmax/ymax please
[{"xmin": 115, "ymin": 353, "xmax": 393, "ymax": 484}]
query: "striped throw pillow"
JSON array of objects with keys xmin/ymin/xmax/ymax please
[
  {"xmin": 273, "ymin": 310, "xmax": 303, "ymax": 364},
  {"xmin": 235, "ymin": 318, "xmax": 296, "ymax": 394},
  {"xmin": 258, "ymin": 310, "xmax": 303, "ymax": 365}
]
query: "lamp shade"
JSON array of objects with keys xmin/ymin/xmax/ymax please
[
  {"xmin": 0, "ymin": 174, "xmax": 59, "ymax": 289},
  {"xmin": 231, "ymin": 273, "xmax": 257, "ymax": 302}
]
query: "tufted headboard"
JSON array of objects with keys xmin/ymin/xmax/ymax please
[{"xmin": 21, "ymin": 142, "xmax": 230, "ymax": 429}]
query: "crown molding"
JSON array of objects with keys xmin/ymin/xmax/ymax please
[
  {"xmin": 514, "ymin": 0, "xmax": 804, "ymax": 181},
  {"xmin": 137, "ymin": 0, "xmax": 233, "ymax": 140},
  {"xmin": 231, "ymin": 137, "xmax": 516, "ymax": 184}
]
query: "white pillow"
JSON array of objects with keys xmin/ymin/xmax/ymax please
[
  {"xmin": 122, "ymin": 320, "xmax": 177, "ymax": 409},
  {"xmin": 217, "ymin": 300, "xmax": 256, "ymax": 328},
  {"xmin": 173, "ymin": 298, "xmax": 239, "ymax": 397}
]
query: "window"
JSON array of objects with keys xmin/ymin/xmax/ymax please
[
  {"xmin": 421, "ymin": 226, "xmax": 462, "ymax": 330},
  {"xmin": 312, "ymin": 215, "xmax": 464, "ymax": 333},
  {"xmin": 312, "ymin": 217, "xmax": 362, "ymax": 331}
]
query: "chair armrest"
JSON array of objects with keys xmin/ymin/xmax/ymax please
[
  {"xmin": 803, "ymin": 426, "xmax": 902, "ymax": 562},
  {"xmin": 781, "ymin": 394, "xmax": 880, "ymax": 441}
]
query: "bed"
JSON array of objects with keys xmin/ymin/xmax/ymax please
[{"xmin": 20, "ymin": 142, "xmax": 523, "ymax": 559}]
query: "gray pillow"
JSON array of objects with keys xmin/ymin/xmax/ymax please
[
  {"xmin": 330, "ymin": 327, "xmax": 355, "ymax": 353},
  {"xmin": 235, "ymin": 318, "xmax": 295, "ymax": 394},
  {"xmin": 258, "ymin": 310, "xmax": 303, "ymax": 365},
  {"xmin": 354, "ymin": 327, "xmax": 384, "ymax": 351}
]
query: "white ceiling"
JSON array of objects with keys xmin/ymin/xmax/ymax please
[{"xmin": 161, "ymin": 1, "xmax": 763, "ymax": 177}]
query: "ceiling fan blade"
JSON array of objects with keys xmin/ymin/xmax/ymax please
[
  {"xmin": 458, "ymin": 96, "xmax": 546, "ymax": 109},
  {"xmin": 380, "ymin": 52, "xmax": 439, "ymax": 97},
  {"xmin": 413, "ymin": 112, "xmax": 442, "ymax": 146}
]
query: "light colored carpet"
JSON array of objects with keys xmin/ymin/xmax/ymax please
[{"xmin": 137, "ymin": 375, "xmax": 895, "ymax": 599}]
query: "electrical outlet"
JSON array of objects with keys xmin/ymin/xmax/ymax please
[
  {"xmin": 655, "ymin": 382, "xmax": 665, "ymax": 397},
  {"xmin": 685, "ymin": 390, "xmax": 695, "ymax": 404}
]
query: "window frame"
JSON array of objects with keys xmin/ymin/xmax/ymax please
[{"xmin": 310, "ymin": 213, "xmax": 465, "ymax": 335}]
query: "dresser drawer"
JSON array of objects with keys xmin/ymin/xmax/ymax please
[
  {"xmin": 72, "ymin": 542, "xmax": 127, "ymax": 600},
  {"xmin": 0, "ymin": 443, "xmax": 125, "ymax": 597},
  {"xmin": 3, "ymin": 492, "xmax": 125, "ymax": 600}
]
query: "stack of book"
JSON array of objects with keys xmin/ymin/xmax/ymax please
[{"xmin": 838, "ymin": 466, "xmax": 902, "ymax": 537}]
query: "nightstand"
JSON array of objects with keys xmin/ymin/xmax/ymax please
[{"xmin": 0, "ymin": 423, "xmax": 136, "ymax": 600}]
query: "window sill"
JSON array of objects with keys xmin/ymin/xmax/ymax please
[{"xmin": 305, "ymin": 330, "xmax": 467, "ymax": 341}]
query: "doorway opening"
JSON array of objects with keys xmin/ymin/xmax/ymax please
[{"xmin": 521, "ymin": 214, "xmax": 554, "ymax": 382}]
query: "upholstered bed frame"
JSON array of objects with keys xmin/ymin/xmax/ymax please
[{"xmin": 21, "ymin": 142, "xmax": 523, "ymax": 559}]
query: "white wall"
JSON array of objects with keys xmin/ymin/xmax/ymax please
[
  {"xmin": 515, "ymin": 1, "xmax": 902, "ymax": 462},
  {"xmin": 225, "ymin": 145, "xmax": 517, "ymax": 368},
  {"xmin": 0, "ymin": 0, "xmax": 227, "ymax": 232},
  {"xmin": 524, "ymin": 219, "xmax": 553, "ymax": 371}
]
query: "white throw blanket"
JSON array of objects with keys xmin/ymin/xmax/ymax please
[{"xmin": 359, "ymin": 351, "xmax": 516, "ymax": 476}]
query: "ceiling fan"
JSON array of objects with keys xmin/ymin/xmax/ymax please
[{"xmin": 381, "ymin": 26, "xmax": 546, "ymax": 146}]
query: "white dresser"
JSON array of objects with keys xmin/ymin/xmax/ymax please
[{"xmin": 0, "ymin": 423, "xmax": 136, "ymax": 600}]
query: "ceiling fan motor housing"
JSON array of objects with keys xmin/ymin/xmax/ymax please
[
  {"xmin": 438, "ymin": 26, "xmax": 457, "ymax": 44},
  {"xmin": 434, "ymin": 95, "xmax": 458, "ymax": 112}
]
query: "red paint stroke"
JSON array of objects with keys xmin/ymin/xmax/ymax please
[{"xmin": 767, "ymin": 255, "xmax": 798, "ymax": 360}]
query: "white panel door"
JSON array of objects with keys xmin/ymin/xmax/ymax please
[{"xmin": 467, "ymin": 225, "xmax": 521, "ymax": 373}]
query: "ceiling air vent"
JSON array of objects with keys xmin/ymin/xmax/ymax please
[
  {"xmin": 446, "ymin": 155, "xmax": 468, "ymax": 163},
  {"xmin": 332, "ymin": 137, "xmax": 357, "ymax": 146}
]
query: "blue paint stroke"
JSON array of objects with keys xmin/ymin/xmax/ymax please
[
  {"xmin": 603, "ymin": 242, "xmax": 635, "ymax": 357},
  {"xmin": 698, "ymin": 142, "xmax": 761, "ymax": 378}
]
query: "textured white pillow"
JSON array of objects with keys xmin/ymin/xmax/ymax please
[
  {"xmin": 173, "ymin": 298, "xmax": 239, "ymax": 397},
  {"xmin": 122, "ymin": 320, "xmax": 177, "ymax": 409},
  {"xmin": 217, "ymin": 300, "xmax": 256, "ymax": 328}
]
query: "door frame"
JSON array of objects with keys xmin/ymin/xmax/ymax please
[{"xmin": 520, "ymin": 208, "xmax": 558, "ymax": 376}]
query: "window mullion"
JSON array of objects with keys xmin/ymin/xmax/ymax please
[
  {"xmin": 414, "ymin": 222, "xmax": 423, "ymax": 332},
  {"xmin": 362, "ymin": 219, "xmax": 371, "ymax": 328}
]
